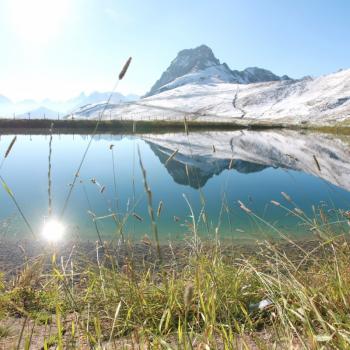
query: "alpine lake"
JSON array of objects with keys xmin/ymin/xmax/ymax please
[{"xmin": 0, "ymin": 128, "xmax": 350, "ymax": 245}]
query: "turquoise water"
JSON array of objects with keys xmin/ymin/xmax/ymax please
[{"xmin": 0, "ymin": 130, "xmax": 349, "ymax": 242}]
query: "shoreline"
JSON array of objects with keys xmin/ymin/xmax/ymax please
[
  {"xmin": 0, "ymin": 236, "xmax": 325, "ymax": 278},
  {"xmin": 0, "ymin": 117, "xmax": 349, "ymax": 135}
]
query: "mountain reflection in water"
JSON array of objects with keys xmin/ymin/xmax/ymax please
[{"xmin": 143, "ymin": 130, "xmax": 350, "ymax": 191}]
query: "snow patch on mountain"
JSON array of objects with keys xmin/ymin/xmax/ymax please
[{"xmin": 153, "ymin": 64, "xmax": 237, "ymax": 94}]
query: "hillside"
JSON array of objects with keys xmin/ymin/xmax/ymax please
[{"xmin": 70, "ymin": 45, "xmax": 350, "ymax": 125}]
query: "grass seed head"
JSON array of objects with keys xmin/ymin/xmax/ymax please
[
  {"xmin": 119, "ymin": 57, "xmax": 132, "ymax": 80},
  {"xmin": 184, "ymin": 283, "xmax": 194, "ymax": 308},
  {"xmin": 281, "ymin": 191, "xmax": 293, "ymax": 203},
  {"xmin": 132, "ymin": 212, "xmax": 143, "ymax": 222},
  {"xmin": 238, "ymin": 200, "xmax": 252, "ymax": 214},
  {"xmin": 157, "ymin": 201, "xmax": 163, "ymax": 218},
  {"xmin": 4, "ymin": 136, "xmax": 17, "ymax": 159}
]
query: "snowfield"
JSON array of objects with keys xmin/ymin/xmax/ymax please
[{"xmin": 71, "ymin": 68, "xmax": 350, "ymax": 126}]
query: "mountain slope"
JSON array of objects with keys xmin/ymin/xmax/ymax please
[{"xmin": 75, "ymin": 67, "xmax": 349, "ymax": 125}]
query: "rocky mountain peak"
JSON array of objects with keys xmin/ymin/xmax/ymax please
[
  {"xmin": 145, "ymin": 45, "xmax": 222, "ymax": 97},
  {"xmin": 175, "ymin": 44, "xmax": 220, "ymax": 70},
  {"xmin": 145, "ymin": 45, "xmax": 292, "ymax": 97}
]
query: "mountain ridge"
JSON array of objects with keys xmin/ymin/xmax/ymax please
[{"xmin": 145, "ymin": 44, "xmax": 291, "ymax": 97}]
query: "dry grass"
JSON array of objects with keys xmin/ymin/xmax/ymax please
[{"xmin": 0, "ymin": 225, "xmax": 350, "ymax": 349}]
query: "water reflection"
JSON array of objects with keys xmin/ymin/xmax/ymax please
[
  {"xmin": 0, "ymin": 130, "xmax": 349, "ymax": 240},
  {"xmin": 41, "ymin": 218, "xmax": 65, "ymax": 242},
  {"xmin": 143, "ymin": 130, "xmax": 350, "ymax": 191}
]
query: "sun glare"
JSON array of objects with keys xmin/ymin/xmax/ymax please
[
  {"xmin": 9, "ymin": 0, "xmax": 70, "ymax": 45},
  {"xmin": 42, "ymin": 219, "xmax": 65, "ymax": 242}
]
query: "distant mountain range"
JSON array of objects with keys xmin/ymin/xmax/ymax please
[{"xmin": 0, "ymin": 91, "xmax": 139, "ymax": 118}]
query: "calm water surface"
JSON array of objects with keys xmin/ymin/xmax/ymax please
[{"xmin": 0, "ymin": 130, "xmax": 350, "ymax": 242}]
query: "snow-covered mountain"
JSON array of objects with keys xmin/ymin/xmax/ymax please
[
  {"xmin": 68, "ymin": 101, "xmax": 118, "ymax": 119},
  {"xmin": 3, "ymin": 44, "xmax": 348, "ymax": 124},
  {"xmin": 72, "ymin": 68, "xmax": 349, "ymax": 125},
  {"xmin": 70, "ymin": 45, "xmax": 349, "ymax": 125},
  {"xmin": 17, "ymin": 107, "xmax": 60, "ymax": 119},
  {"xmin": 63, "ymin": 91, "xmax": 138, "ymax": 112},
  {"xmin": 0, "ymin": 91, "xmax": 139, "ymax": 118},
  {"xmin": 145, "ymin": 45, "xmax": 290, "ymax": 96},
  {"xmin": 142, "ymin": 130, "xmax": 350, "ymax": 191}
]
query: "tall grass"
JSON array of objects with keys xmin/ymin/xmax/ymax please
[{"xmin": 1, "ymin": 195, "xmax": 350, "ymax": 348}]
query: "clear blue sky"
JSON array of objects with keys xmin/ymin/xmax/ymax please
[{"xmin": 0, "ymin": 0, "xmax": 349, "ymax": 101}]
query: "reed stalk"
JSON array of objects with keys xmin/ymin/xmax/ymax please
[{"xmin": 137, "ymin": 146, "xmax": 162, "ymax": 262}]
